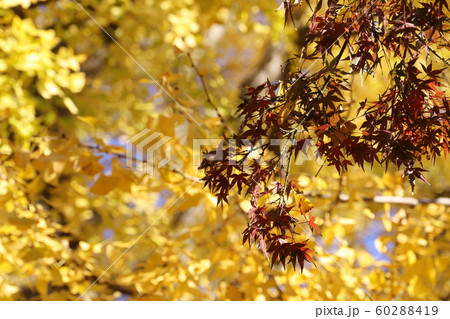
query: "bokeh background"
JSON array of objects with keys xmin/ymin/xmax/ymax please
[{"xmin": 0, "ymin": 0, "xmax": 449, "ymax": 300}]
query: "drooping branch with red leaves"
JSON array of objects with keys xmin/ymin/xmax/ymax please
[{"xmin": 200, "ymin": 0, "xmax": 450, "ymax": 270}]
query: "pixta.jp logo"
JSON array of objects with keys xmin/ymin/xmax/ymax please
[
  {"xmin": 126, "ymin": 129, "xmax": 172, "ymax": 175},
  {"xmin": 193, "ymin": 137, "xmax": 324, "ymax": 169}
]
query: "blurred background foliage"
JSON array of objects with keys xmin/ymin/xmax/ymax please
[{"xmin": 0, "ymin": 0, "xmax": 449, "ymax": 300}]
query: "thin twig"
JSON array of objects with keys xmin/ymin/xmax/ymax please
[
  {"xmin": 415, "ymin": 34, "xmax": 450, "ymax": 67},
  {"xmin": 81, "ymin": 143, "xmax": 199, "ymax": 182},
  {"xmin": 303, "ymin": 192, "xmax": 450, "ymax": 206},
  {"xmin": 187, "ymin": 53, "xmax": 225, "ymax": 122}
]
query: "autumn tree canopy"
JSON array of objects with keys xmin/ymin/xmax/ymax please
[
  {"xmin": 202, "ymin": 0, "xmax": 449, "ymax": 271},
  {"xmin": 0, "ymin": 0, "xmax": 449, "ymax": 301}
]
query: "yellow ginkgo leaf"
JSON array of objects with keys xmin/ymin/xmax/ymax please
[{"xmin": 90, "ymin": 174, "xmax": 119, "ymax": 195}]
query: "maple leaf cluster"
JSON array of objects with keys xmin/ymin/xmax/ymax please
[{"xmin": 201, "ymin": 0, "xmax": 449, "ymax": 270}]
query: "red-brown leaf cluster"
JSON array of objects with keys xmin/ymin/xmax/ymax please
[{"xmin": 201, "ymin": 0, "xmax": 449, "ymax": 270}]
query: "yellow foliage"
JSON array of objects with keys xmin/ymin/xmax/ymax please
[{"xmin": 0, "ymin": 0, "xmax": 448, "ymax": 301}]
